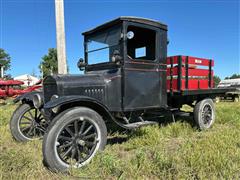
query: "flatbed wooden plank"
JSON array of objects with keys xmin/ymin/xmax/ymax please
[{"xmin": 168, "ymin": 88, "xmax": 237, "ymax": 96}]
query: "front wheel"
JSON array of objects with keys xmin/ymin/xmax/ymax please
[
  {"xmin": 42, "ymin": 107, "xmax": 107, "ymax": 173},
  {"xmin": 10, "ymin": 103, "xmax": 46, "ymax": 142},
  {"xmin": 194, "ymin": 98, "xmax": 215, "ymax": 130}
]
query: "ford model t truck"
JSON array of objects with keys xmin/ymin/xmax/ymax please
[{"xmin": 10, "ymin": 17, "xmax": 232, "ymax": 172}]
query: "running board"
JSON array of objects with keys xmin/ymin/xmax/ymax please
[
  {"xmin": 124, "ymin": 121, "xmax": 158, "ymax": 129},
  {"xmin": 175, "ymin": 111, "xmax": 192, "ymax": 117}
]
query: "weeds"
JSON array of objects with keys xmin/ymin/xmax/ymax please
[{"xmin": 0, "ymin": 102, "xmax": 240, "ymax": 179}]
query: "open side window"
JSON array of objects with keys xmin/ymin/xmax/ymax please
[{"xmin": 127, "ymin": 26, "xmax": 156, "ymax": 61}]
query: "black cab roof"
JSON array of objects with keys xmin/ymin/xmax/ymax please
[{"xmin": 82, "ymin": 16, "xmax": 168, "ymax": 36}]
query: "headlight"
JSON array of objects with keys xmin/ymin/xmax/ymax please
[
  {"xmin": 33, "ymin": 94, "xmax": 43, "ymax": 109},
  {"xmin": 51, "ymin": 94, "xmax": 59, "ymax": 101}
]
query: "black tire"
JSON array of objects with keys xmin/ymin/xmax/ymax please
[
  {"xmin": 10, "ymin": 103, "xmax": 46, "ymax": 142},
  {"xmin": 194, "ymin": 98, "xmax": 215, "ymax": 130},
  {"xmin": 42, "ymin": 107, "xmax": 107, "ymax": 173}
]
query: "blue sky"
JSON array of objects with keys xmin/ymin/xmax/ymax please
[{"xmin": 0, "ymin": 0, "xmax": 239, "ymax": 79}]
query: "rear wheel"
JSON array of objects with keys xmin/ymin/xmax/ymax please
[
  {"xmin": 10, "ymin": 103, "xmax": 46, "ymax": 142},
  {"xmin": 194, "ymin": 98, "xmax": 215, "ymax": 130},
  {"xmin": 42, "ymin": 107, "xmax": 107, "ymax": 172}
]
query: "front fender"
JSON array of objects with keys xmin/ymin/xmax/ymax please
[
  {"xmin": 44, "ymin": 95, "xmax": 123, "ymax": 128},
  {"xmin": 44, "ymin": 95, "xmax": 107, "ymax": 109},
  {"xmin": 14, "ymin": 91, "xmax": 43, "ymax": 104}
]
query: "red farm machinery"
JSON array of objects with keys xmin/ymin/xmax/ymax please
[{"xmin": 0, "ymin": 79, "xmax": 42, "ymax": 99}]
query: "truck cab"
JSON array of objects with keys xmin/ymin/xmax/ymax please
[{"xmin": 43, "ymin": 16, "xmax": 168, "ymax": 113}]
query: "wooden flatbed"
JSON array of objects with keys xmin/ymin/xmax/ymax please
[
  {"xmin": 165, "ymin": 56, "xmax": 237, "ymax": 106},
  {"xmin": 172, "ymin": 88, "xmax": 236, "ymax": 96}
]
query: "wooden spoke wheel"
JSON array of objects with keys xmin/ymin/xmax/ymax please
[
  {"xmin": 42, "ymin": 107, "xmax": 107, "ymax": 172},
  {"xmin": 10, "ymin": 104, "xmax": 47, "ymax": 142}
]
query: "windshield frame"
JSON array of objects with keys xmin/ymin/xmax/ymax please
[{"xmin": 84, "ymin": 24, "xmax": 123, "ymax": 70}]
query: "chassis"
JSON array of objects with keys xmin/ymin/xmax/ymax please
[{"xmin": 10, "ymin": 17, "xmax": 233, "ymax": 172}]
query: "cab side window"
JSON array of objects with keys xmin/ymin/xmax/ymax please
[{"xmin": 127, "ymin": 26, "xmax": 156, "ymax": 61}]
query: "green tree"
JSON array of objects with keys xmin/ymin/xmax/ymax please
[
  {"xmin": 4, "ymin": 74, "xmax": 13, "ymax": 80},
  {"xmin": 0, "ymin": 48, "xmax": 11, "ymax": 71},
  {"xmin": 225, "ymin": 74, "xmax": 240, "ymax": 80},
  {"xmin": 39, "ymin": 48, "xmax": 58, "ymax": 77},
  {"xmin": 213, "ymin": 75, "xmax": 221, "ymax": 87}
]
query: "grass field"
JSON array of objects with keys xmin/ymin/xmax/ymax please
[{"xmin": 0, "ymin": 101, "xmax": 240, "ymax": 179}]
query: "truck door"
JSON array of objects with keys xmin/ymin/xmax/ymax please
[{"xmin": 123, "ymin": 25, "xmax": 167, "ymax": 111}]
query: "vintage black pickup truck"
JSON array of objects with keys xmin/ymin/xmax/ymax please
[{"xmin": 10, "ymin": 17, "xmax": 233, "ymax": 172}]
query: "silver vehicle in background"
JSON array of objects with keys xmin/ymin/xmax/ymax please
[{"xmin": 217, "ymin": 78, "xmax": 240, "ymax": 102}]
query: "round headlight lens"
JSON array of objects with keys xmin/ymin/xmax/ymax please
[
  {"xmin": 51, "ymin": 94, "xmax": 59, "ymax": 101},
  {"xmin": 33, "ymin": 94, "xmax": 43, "ymax": 109}
]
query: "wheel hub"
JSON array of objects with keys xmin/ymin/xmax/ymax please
[
  {"xmin": 73, "ymin": 136, "xmax": 86, "ymax": 146},
  {"xmin": 78, "ymin": 139, "xmax": 86, "ymax": 146},
  {"xmin": 202, "ymin": 104, "xmax": 212, "ymax": 125},
  {"xmin": 32, "ymin": 121, "xmax": 37, "ymax": 127}
]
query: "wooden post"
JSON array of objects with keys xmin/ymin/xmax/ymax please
[
  {"xmin": 40, "ymin": 65, "xmax": 43, "ymax": 79},
  {"xmin": 55, "ymin": 0, "xmax": 67, "ymax": 74},
  {"xmin": 0, "ymin": 65, "xmax": 4, "ymax": 78}
]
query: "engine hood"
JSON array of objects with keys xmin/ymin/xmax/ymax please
[{"xmin": 43, "ymin": 74, "xmax": 106, "ymax": 103}]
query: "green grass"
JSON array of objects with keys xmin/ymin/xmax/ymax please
[{"xmin": 0, "ymin": 102, "xmax": 240, "ymax": 179}]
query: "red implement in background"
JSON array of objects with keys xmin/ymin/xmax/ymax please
[{"xmin": 0, "ymin": 79, "xmax": 42, "ymax": 98}]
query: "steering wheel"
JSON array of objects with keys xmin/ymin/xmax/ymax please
[{"xmin": 127, "ymin": 55, "xmax": 133, "ymax": 60}]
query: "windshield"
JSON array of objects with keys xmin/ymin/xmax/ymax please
[{"xmin": 86, "ymin": 26, "xmax": 121, "ymax": 65}]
